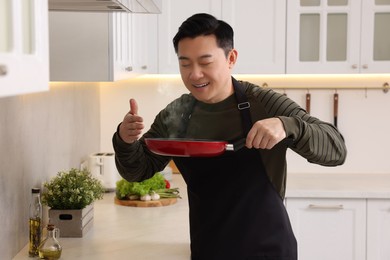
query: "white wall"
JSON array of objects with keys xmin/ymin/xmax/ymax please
[
  {"xmin": 100, "ymin": 75, "xmax": 390, "ymax": 174},
  {"xmin": 0, "ymin": 83, "xmax": 100, "ymax": 259}
]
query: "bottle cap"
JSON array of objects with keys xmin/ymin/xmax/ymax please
[
  {"xmin": 32, "ymin": 188, "xmax": 40, "ymax": 193},
  {"xmin": 47, "ymin": 224, "xmax": 55, "ymax": 230}
]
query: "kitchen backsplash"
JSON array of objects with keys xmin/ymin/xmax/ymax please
[{"xmin": 0, "ymin": 83, "xmax": 100, "ymax": 259}]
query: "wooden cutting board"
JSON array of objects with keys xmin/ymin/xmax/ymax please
[{"xmin": 114, "ymin": 197, "xmax": 177, "ymax": 207}]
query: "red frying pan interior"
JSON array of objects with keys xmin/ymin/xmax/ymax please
[{"xmin": 145, "ymin": 138, "xmax": 228, "ymax": 157}]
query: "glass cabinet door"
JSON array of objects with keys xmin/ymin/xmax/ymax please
[
  {"xmin": 0, "ymin": 0, "xmax": 12, "ymax": 54},
  {"xmin": 298, "ymin": 0, "xmax": 349, "ymax": 62},
  {"xmin": 0, "ymin": 0, "xmax": 49, "ymax": 97},
  {"xmin": 0, "ymin": 0, "xmax": 12, "ymax": 77},
  {"xmin": 287, "ymin": 0, "xmax": 361, "ymax": 73},
  {"xmin": 360, "ymin": 0, "xmax": 390, "ymax": 73}
]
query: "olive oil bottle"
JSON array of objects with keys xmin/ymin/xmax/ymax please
[
  {"xmin": 38, "ymin": 224, "xmax": 62, "ymax": 259},
  {"xmin": 29, "ymin": 188, "xmax": 42, "ymax": 257}
]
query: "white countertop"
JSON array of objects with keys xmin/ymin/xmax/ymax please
[
  {"xmin": 286, "ymin": 172, "xmax": 390, "ymax": 199},
  {"xmin": 14, "ymin": 172, "xmax": 390, "ymax": 259},
  {"xmin": 14, "ymin": 174, "xmax": 191, "ymax": 260}
]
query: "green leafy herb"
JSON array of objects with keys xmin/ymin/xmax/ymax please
[
  {"xmin": 116, "ymin": 173, "xmax": 166, "ymax": 198},
  {"xmin": 116, "ymin": 173, "xmax": 181, "ymax": 200}
]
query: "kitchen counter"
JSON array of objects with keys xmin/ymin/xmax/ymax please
[
  {"xmin": 13, "ymin": 174, "xmax": 191, "ymax": 260},
  {"xmin": 286, "ymin": 172, "xmax": 390, "ymax": 199},
  {"xmin": 14, "ymin": 172, "xmax": 390, "ymax": 259}
]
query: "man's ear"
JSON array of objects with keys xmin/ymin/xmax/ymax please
[{"xmin": 228, "ymin": 49, "xmax": 238, "ymax": 69}]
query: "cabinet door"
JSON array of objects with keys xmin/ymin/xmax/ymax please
[
  {"xmin": 367, "ymin": 199, "xmax": 390, "ymax": 260},
  {"xmin": 360, "ymin": 0, "xmax": 390, "ymax": 73},
  {"xmin": 286, "ymin": 0, "xmax": 361, "ymax": 74},
  {"xmin": 286, "ymin": 198, "xmax": 366, "ymax": 260},
  {"xmin": 49, "ymin": 12, "xmax": 111, "ymax": 81},
  {"xmin": 158, "ymin": 0, "xmax": 222, "ymax": 73},
  {"xmin": 221, "ymin": 0, "xmax": 286, "ymax": 74},
  {"xmin": 112, "ymin": 12, "xmax": 134, "ymax": 80},
  {"xmin": 132, "ymin": 13, "xmax": 159, "ymax": 74},
  {"xmin": 49, "ymin": 12, "xmax": 143, "ymax": 82},
  {"xmin": 0, "ymin": 0, "xmax": 49, "ymax": 97}
]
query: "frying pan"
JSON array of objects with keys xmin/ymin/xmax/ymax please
[
  {"xmin": 145, "ymin": 138, "xmax": 246, "ymax": 157},
  {"xmin": 145, "ymin": 137, "xmax": 293, "ymax": 157}
]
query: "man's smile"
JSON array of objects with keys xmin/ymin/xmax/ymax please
[{"xmin": 192, "ymin": 82, "xmax": 210, "ymax": 88}]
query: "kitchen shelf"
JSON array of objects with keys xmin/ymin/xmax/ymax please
[
  {"xmin": 260, "ymin": 82, "xmax": 389, "ymax": 92},
  {"xmin": 231, "ymin": 74, "xmax": 390, "ymax": 92}
]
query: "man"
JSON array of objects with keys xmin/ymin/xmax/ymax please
[{"xmin": 113, "ymin": 13, "xmax": 347, "ymax": 260}]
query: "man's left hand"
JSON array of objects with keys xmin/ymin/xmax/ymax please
[{"xmin": 246, "ymin": 118, "xmax": 286, "ymax": 149}]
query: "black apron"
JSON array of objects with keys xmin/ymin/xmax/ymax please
[{"xmin": 173, "ymin": 78, "xmax": 297, "ymax": 260}]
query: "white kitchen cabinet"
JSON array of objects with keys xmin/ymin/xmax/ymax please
[
  {"xmin": 157, "ymin": 0, "xmax": 222, "ymax": 73},
  {"xmin": 132, "ymin": 13, "xmax": 158, "ymax": 74},
  {"xmin": 0, "ymin": 0, "xmax": 49, "ymax": 97},
  {"xmin": 49, "ymin": 11, "xmax": 157, "ymax": 81},
  {"xmin": 285, "ymin": 198, "xmax": 366, "ymax": 260},
  {"xmin": 286, "ymin": 0, "xmax": 390, "ymax": 74},
  {"xmin": 158, "ymin": 0, "xmax": 286, "ymax": 74},
  {"xmin": 221, "ymin": 0, "xmax": 286, "ymax": 74},
  {"xmin": 360, "ymin": 0, "xmax": 390, "ymax": 73},
  {"xmin": 367, "ymin": 199, "xmax": 390, "ymax": 260}
]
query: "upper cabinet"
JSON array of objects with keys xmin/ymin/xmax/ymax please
[
  {"xmin": 287, "ymin": 0, "xmax": 390, "ymax": 74},
  {"xmin": 157, "ymin": 0, "xmax": 286, "ymax": 74},
  {"xmin": 0, "ymin": 0, "xmax": 49, "ymax": 97},
  {"xmin": 49, "ymin": 11, "xmax": 158, "ymax": 82},
  {"xmin": 222, "ymin": 0, "xmax": 286, "ymax": 74},
  {"xmin": 132, "ymin": 13, "xmax": 158, "ymax": 74},
  {"xmin": 360, "ymin": 0, "xmax": 390, "ymax": 73}
]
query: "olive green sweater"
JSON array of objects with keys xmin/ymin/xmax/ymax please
[{"xmin": 113, "ymin": 80, "xmax": 347, "ymax": 198}]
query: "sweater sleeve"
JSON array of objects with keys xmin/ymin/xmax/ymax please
[
  {"xmin": 112, "ymin": 94, "xmax": 194, "ymax": 182},
  {"xmin": 112, "ymin": 125, "xmax": 170, "ymax": 182},
  {"xmin": 250, "ymin": 85, "xmax": 347, "ymax": 166}
]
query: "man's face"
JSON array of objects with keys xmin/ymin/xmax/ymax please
[{"xmin": 177, "ymin": 35, "xmax": 237, "ymax": 104}]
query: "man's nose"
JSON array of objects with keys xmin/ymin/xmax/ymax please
[{"xmin": 189, "ymin": 65, "xmax": 203, "ymax": 80}]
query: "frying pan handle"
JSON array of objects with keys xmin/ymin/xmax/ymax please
[
  {"xmin": 226, "ymin": 137, "xmax": 293, "ymax": 152},
  {"xmin": 282, "ymin": 137, "xmax": 294, "ymax": 147},
  {"xmin": 232, "ymin": 138, "xmax": 246, "ymax": 151}
]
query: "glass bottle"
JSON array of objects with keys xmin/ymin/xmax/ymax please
[
  {"xmin": 38, "ymin": 224, "xmax": 62, "ymax": 259},
  {"xmin": 29, "ymin": 188, "xmax": 42, "ymax": 257}
]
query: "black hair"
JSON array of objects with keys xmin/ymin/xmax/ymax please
[{"xmin": 173, "ymin": 13, "xmax": 234, "ymax": 57}]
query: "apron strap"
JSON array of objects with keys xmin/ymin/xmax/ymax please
[{"xmin": 232, "ymin": 77, "xmax": 253, "ymax": 136}]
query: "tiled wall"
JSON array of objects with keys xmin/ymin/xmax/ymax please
[{"xmin": 0, "ymin": 82, "xmax": 100, "ymax": 259}]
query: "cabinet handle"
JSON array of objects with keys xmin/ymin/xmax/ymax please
[
  {"xmin": 125, "ymin": 66, "xmax": 133, "ymax": 72},
  {"xmin": 141, "ymin": 65, "xmax": 147, "ymax": 70},
  {"xmin": 362, "ymin": 64, "xmax": 368, "ymax": 69},
  {"xmin": 0, "ymin": 65, "xmax": 7, "ymax": 76},
  {"xmin": 308, "ymin": 204, "xmax": 344, "ymax": 210},
  {"xmin": 351, "ymin": 64, "xmax": 358, "ymax": 69}
]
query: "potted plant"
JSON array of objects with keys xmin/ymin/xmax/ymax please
[{"xmin": 41, "ymin": 168, "xmax": 104, "ymax": 237}]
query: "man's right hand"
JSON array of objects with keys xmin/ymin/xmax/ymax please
[{"xmin": 118, "ymin": 99, "xmax": 144, "ymax": 144}]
